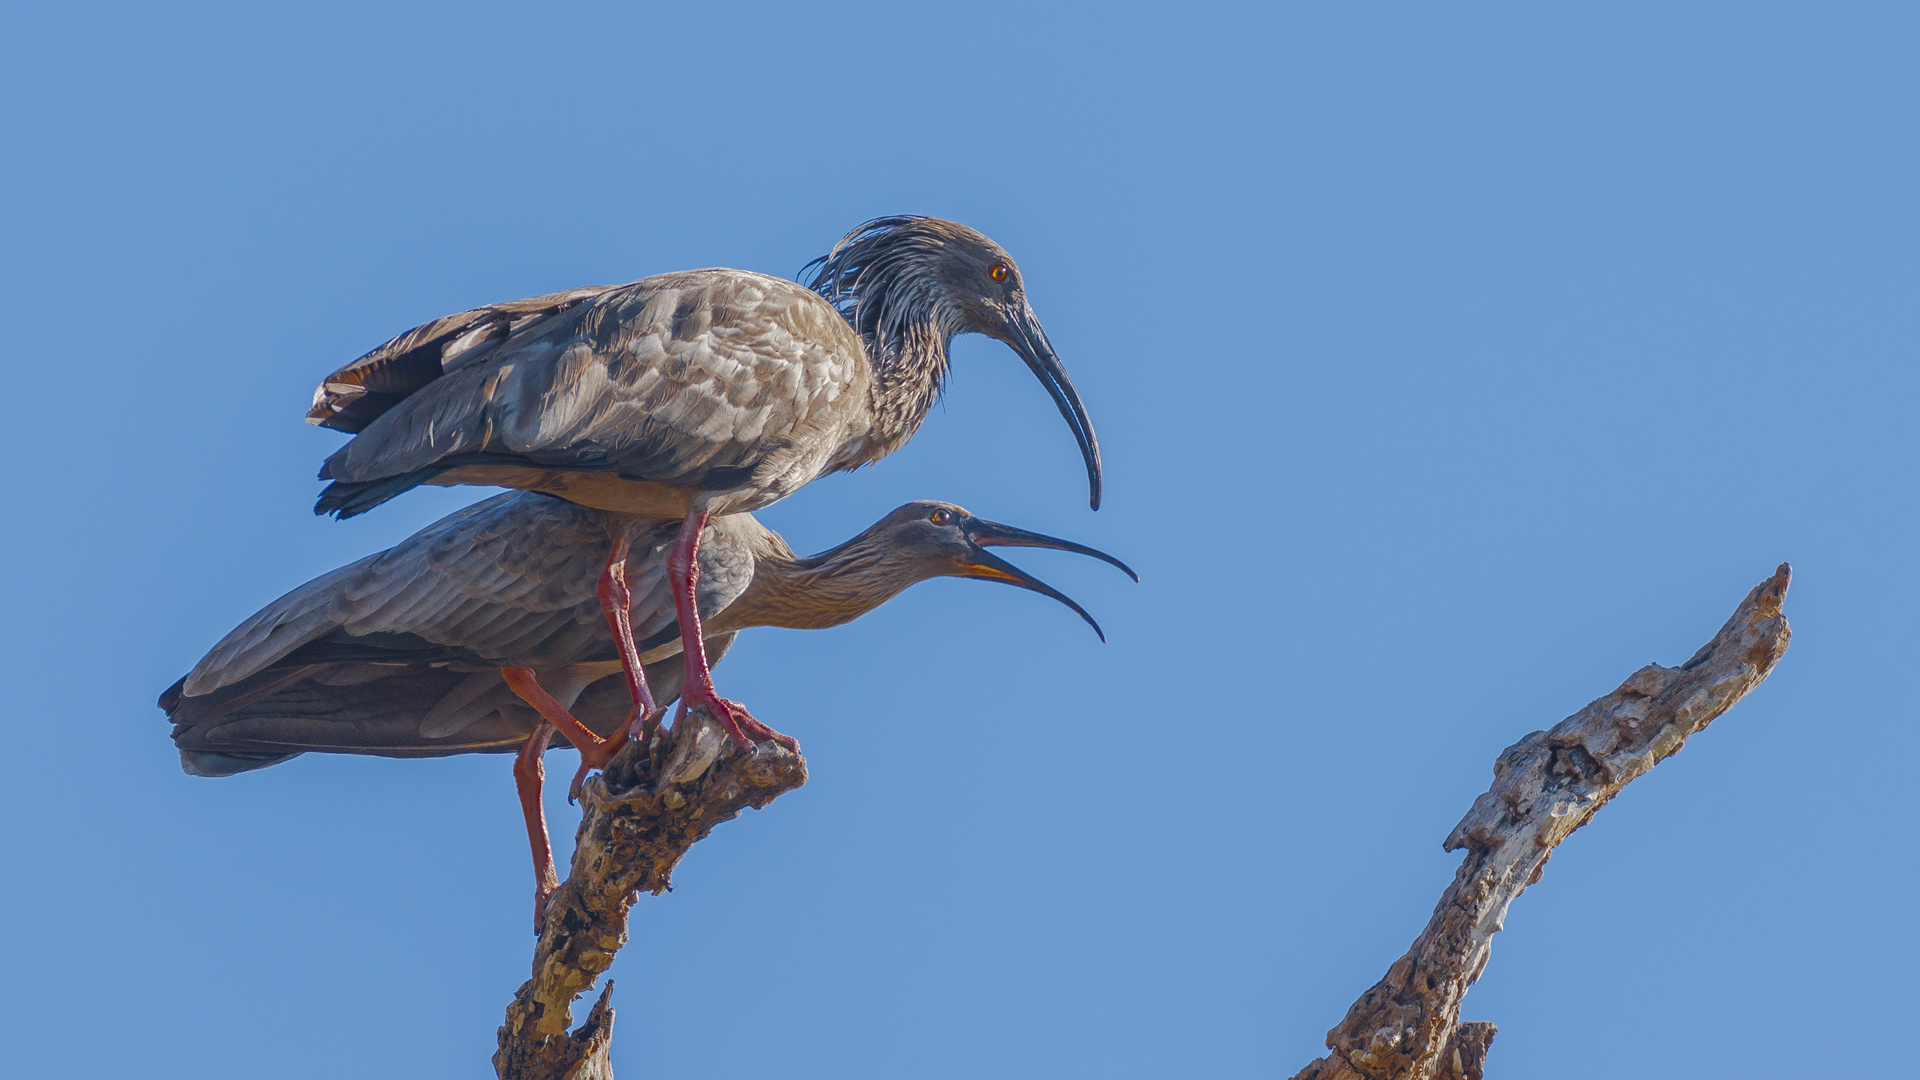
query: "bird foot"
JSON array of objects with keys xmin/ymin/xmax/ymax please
[
  {"xmin": 533, "ymin": 887, "xmax": 552, "ymax": 936},
  {"xmin": 684, "ymin": 690, "xmax": 798, "ymax": 752},
  {"xmin": 567, "ymin": 739, "xmax": 620, "ymax": 803},
  {"xmin": 566, "ymin": 706, "xmax": 667, "ymax": 801},
  {"xmin": 736, "ymin": 708, "xmax": 801, "ymax": 752}
]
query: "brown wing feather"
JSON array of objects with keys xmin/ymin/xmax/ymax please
[
  {"xmin": 181, "ymin": 492, "xmax": 616, "ymax": 696},
  {"xmin": 168, "ymin": 495, "xmax": 767, "ymax": 770},
  {"xmin": 308, "ymin": 286, "xmax": 618, "ymax": 434},
  {"xmin": 170, "ymin": 633, "xmax": 737, "ymax": 765},
  {"xmin": 315, "ymin": 270, "xmax": 869, "ymax": 494}
]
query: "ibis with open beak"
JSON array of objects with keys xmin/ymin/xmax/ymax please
[{"xmin": 163, "ymin": 492, "xmax": 1133, "ymax": 922}]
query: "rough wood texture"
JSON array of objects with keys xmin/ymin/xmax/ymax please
[
  {"xmin": 494, "ymin": 708, "xmax": 808, "ymax": 1079},
  {"xmin": 1293, "ymin": 564, "xmax": 1792, "ymax": 1080},
  {"xmin": 1431, "ymin": 1022, "xmax": 1495, "ymax": 1080}
]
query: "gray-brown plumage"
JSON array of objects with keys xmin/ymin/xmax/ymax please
[
  {"xmin": 162, "ymin": 490, "xmax": 1132, "ymax": 921},
  {"xmin": 163, "ymin": 492, "xmax": 1133, "ymax": 775},
  {"xmin": 303, "ymin": 217, "xmax": 1104, "ymax": 750},
  {"xmin": 308, "ymin": 218, "xmax": 1100, "ymax": 519}
]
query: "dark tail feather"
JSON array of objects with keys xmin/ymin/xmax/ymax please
[
  {"xmin": 314, "ymin": 466, "xmax": 448, "ymax": 518},
  {"xmin": 157, "ymin": 675, "xmax": 186, "ymax": 712},
  {"xmin": 179, "ymin": 748, "xmax": 303, "ymax": 777}
]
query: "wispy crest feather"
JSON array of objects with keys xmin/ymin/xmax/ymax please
[{"xmin": 801, "ymin": 216, "xmax": 973, "ymax": 373}]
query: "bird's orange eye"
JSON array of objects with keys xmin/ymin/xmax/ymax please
[
  {"xmin": 929, "ymin": 508, "xmax": 955, "ymax": 525},
  {"xmin": 989, "ymin": 263, "xmax": 1009, "ymax": 283}
]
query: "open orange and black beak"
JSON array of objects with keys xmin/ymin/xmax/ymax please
[{"xmin": 954, "ymin": 516, "xmax": 1137, "ymax": 641}]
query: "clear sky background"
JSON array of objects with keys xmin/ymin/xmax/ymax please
[{"xmin": 2, "ymin": 3, "xmax": 1914, "ymax": 1077}]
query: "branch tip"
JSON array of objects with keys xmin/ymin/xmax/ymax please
[{"xmin": 1295, "ymin": 565, "xmax": 1790, "ymax": 1079}]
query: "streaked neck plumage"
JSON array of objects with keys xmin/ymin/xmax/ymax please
[
  {"xmin": 863, "ymin": 311, "xmax": 958, "ymax": 463},
  {"xmin": 808, "ymin": 226, "xmax": 970, "ymax": 465},
  {"xmin": 713, "ymin": 529, "xmax": 932, "ymax": 633}
]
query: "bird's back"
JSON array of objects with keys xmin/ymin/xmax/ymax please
[
  {"xmin": 163, "ymin": 491, "xmax": 766, "ymax": 773},
  {"xmin": 180, "ymin": 492, "xmax": 622, "ymax": 699},
  {"xmin": 311, "ymin": 269, "xmax": 874, "ymax": 517},
  {"xmin": 167, "ymin": 635, "xmax": 736, "ymax": 776}
]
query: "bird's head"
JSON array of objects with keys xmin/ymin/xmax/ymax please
[
  {"xmin": 845, "ymin": 500, "xmax": 1137, "ymax": 641},
  {"xmin": 804, "ymin": 216, "xmax": 1104, "ymax": 509}
]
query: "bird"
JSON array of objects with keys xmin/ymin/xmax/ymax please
[
  {"xmin": 162, "ymin": 490, "xmax": 1134, "ymax": 921},
  {"xmin": 303, "ymin": 216, "xmax": 1103, "ymax": 752}
]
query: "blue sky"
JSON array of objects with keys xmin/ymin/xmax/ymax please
[{"xmin": 2, "ymin": 3, "xmax": 1914, "ymax": 1076}]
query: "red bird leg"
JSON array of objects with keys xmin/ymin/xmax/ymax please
[
  {"xmin": 500, "ymin": 667, "xmax": 621, "ymax": 802},
  {"xmin": 595, "ymin": 534, "xmax": 657, "ymax": 737},
  {"xmin": 668, "ymin": 510, "xmax": 798, "ymax": 752},
  {"xmin": 513, "ymin": 721, "xmax": 559, "ymax": 933}
]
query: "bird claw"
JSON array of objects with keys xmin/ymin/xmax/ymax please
[
  {"xmin": 741, "ymin": 713, "xmax": 801, "ymax": 753},
  {"xmin": 567, "ymin": 759, "xmax": 591, "ymax": 804},
  {"xmin": 567, "ymin": 743, "xmax": 610, "ymax": 804},
  {"xmin": 533, "ymin": 888, "xmax": 551, "ymax": 936},
  {"xmin": 567, "ymin": 711, "xmax": 642, "ymax": 803},
  {"xmin": 687, "ymin": 692, "xmax": 798, "ymax": 752}
]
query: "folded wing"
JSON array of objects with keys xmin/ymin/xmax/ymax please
[{"xmin": 315, "ymin": 270, "xmax": 868, "ymax": 496}]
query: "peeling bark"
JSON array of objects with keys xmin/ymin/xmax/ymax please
[
  {"xmin": 494, "ymin": 707, "xmax": 808, "ymax": 1079},
  {"xmin": 1292, "ymin": 565, "xmax": 1791, "ymax": 1080}
]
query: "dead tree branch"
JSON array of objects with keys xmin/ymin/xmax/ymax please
[
  {"xmin": 1293, "ymin": 564, "xmax": 1792, "ymax": 1080},
  {"xmin": 494, "ymin": 708, "xmax": 808, "ymax": 1079}
]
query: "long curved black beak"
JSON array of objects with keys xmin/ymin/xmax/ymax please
[
  {"xmin": 1005, "ymin": 306, "xmax": 1103, "ymax": 511},
  {"xmin": 965, "ymin": 518, "xmax": 1137, "ymax": 581},
  {"xmin": 955, "ymin": 517, "xmax": 1137, "ymax": 642}
]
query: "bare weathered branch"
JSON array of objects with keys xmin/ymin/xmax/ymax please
[
  {"xmin": 494, "ymin": 708, "xmax": 808, "ymax": 1079},
  {"xmin": 1293, "ymin": 564, "xmax": 1792, "ymax": 1080},
  {"xmin": 1430, "ymin": 1022, "xmax": 1494, "ymax": 1080}
]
